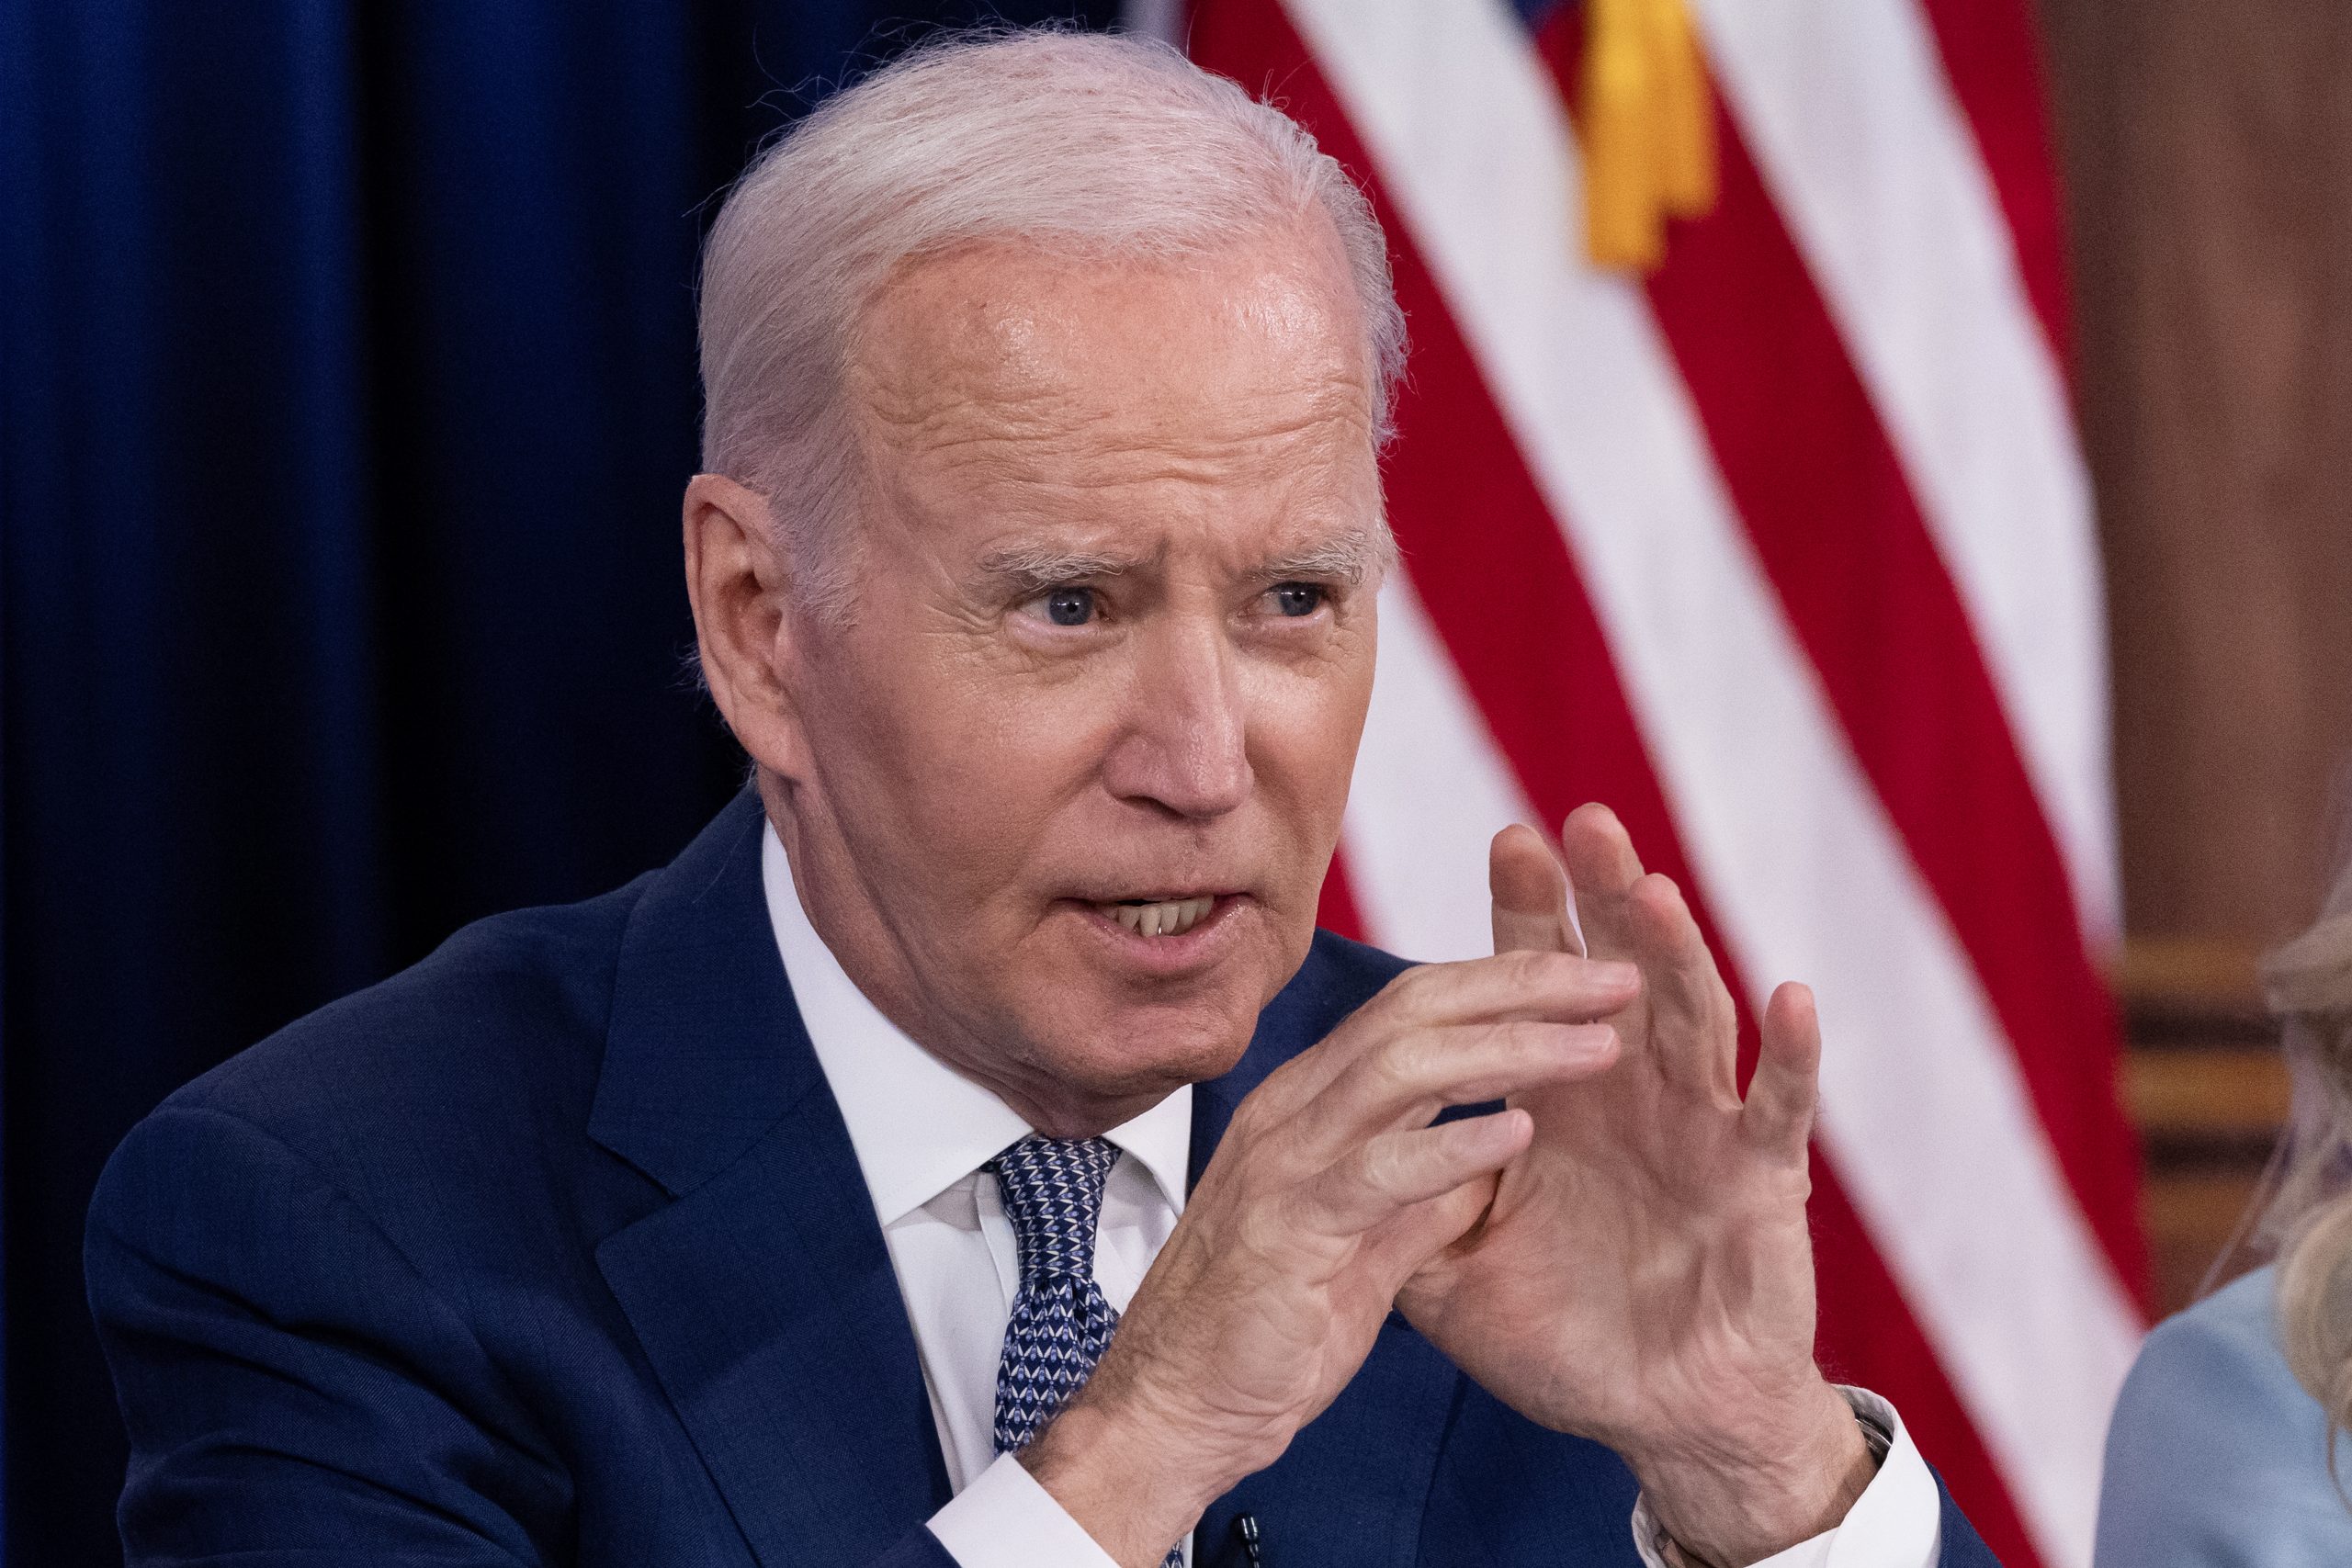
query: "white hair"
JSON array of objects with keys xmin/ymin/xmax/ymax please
[{"xmin": 695, "ymin": 27, "xmax": 1406, "ymax": 620}]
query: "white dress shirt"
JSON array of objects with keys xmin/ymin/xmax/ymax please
[{"xmin": 761, "ymin": 826, "xmax": 1939, "ymax": 1568}]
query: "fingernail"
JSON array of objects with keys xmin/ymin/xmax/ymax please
[
  {"xmin": 1567, "ymin": 1024, "xmax": 1619, "ymax": 1057},
  {"xmin": 1593, "ymin": 960, "xmax": 1638, "ymax": 987}
]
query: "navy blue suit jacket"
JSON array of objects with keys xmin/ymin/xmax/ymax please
[{"xmin": 88, "ymin": 793, "xmax": 1998, "ymax": 1565}]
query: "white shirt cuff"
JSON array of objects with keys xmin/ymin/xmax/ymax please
[
  {"xmin": 1629, "ymin": 1386, "xmax": 1942, "ymax": 1568},
  {"xmin": 927, "ymin": 1451, "xmax": 1132, "ymax": 1568}
]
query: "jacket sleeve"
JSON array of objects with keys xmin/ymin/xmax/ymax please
[{"xmin": 86, "ymin": 1102, "xmax": 575, "ymax": 1564}]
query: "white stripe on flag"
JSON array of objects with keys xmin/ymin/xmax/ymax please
[
  {"xmin": 1278, "ymin": 2, "xmax": 2139, "ymax": 1562},
  {"xmin": 1343, "ymin": 570, "xmax": 1534, "ymax": 964},
  {"xmin": 1691, "ymin": 0, "xmax": 2120, "ymax": 944}
]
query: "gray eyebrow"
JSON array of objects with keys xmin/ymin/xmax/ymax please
[
  {"xmin": 973, "ymin": 544, "xmax": 1151, "ymax": 592},
  {"xmin": 975, "ymin": 527, "xmax": 1393, "ymax": 592},
  {"xmin": 1258, "ymin": 528, "xmax": 1393, "ymax": 585}
]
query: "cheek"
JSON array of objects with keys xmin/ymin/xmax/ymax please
[
  {"xmin": 1244, "ymin": 645, "xmax": 1375, "ymax": 850},
  {"xmin": 824, "ymin": 645, "xmax": 1113, "ymax": 885}
]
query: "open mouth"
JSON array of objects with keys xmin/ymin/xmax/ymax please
[{"xmin": 1090, "ymin": 895, "xmax": 1219, "ymax": 938}]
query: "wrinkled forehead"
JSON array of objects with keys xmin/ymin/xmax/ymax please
[{"xmin": 842, "ymin": 221, "xmax": 1381, "ymax": 509}]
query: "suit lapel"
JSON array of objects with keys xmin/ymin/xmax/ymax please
[
  {"xmin": 589, "ymin": 794, "xmax": 950, "ymax": 1564},
  {"xmin": 1190, "ymin": 934, "xmax": 1460, "ymax": 1568}
]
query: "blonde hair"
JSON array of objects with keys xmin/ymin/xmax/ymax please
[
  {"xmin": 2264, "ymin": 801, "xmax": 2352, "ymax": 1457},
  {"xmin": 695, "ymin": 28, "xmax": 1405, "ymax": 622}
]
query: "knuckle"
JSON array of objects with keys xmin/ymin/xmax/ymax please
[
  {"xmin": 1382, "ymin": 962, "xmax": 1446, "ymax": 1018},
  {"xmin": 1237, "ymin": 1199, "xmax": 1293, "ymax": 1257},
  {"xmin": 1497, "ymin": 1020, "xmax": 1557, "ymax": 1065},
  {"xmin": 1224, "ymin": 1094, "xmax": 1266, "ymax": 1142},
  {"xmin": 1521, "ymin": 947, "xmax": 1568, "ymax": 979},
  {"xmin": 1355, "ymin": 1135, "xmax": 1411, "ymax": 1196},
  {"xmin": 1372, "ymin": 1034, "xmax": 1434, "ymax": 1096},
  {"xmin": 1498, "ymin": 948, "xmax": 1568, "ymax": 991}
]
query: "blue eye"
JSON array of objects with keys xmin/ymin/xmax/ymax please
[
  {"xmin": 1045, "ymin": 587, "xmax": 1095, "ymax": 626},
  {"xmin": 1271, "ymin": 582, "xmax": 1325, "ymax": 617}
]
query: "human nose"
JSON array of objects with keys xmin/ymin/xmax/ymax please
[{"xmin": 1101, "ymin": 614, "xmax": 1251, "ymax": 819}]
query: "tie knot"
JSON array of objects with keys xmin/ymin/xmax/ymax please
[{"xmin": 989, "ymin": 1135, "xmax": 1119, "ymax": 1285}]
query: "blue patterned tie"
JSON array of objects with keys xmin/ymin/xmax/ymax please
[{"xmin": 989, "ymin": 1135, "xmax": 1187, "ymax": 1567}]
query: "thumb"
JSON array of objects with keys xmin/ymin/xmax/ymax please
[
  {"xmin": 1381, "ymin": 1170, "xmax": 1503, "ymax": 1298},
  {"xmin": 1489, "ymin": 823, "xmax": 1583, "ymax": 957}
]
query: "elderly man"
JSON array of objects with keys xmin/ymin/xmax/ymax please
[{"xmin": 90, "ymin": 30, "xmax": 1993, "ymax": 1568}]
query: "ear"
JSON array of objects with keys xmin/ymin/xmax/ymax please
[{"xmin": 683, "ymin": 472, "xmax": 816, "ymax": 782}]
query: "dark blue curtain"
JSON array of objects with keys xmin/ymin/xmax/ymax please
[{"xmin": 0, "ymin": 2, "xmax": 1116, "ymax": 1560}]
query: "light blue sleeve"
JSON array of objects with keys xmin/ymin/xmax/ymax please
[{"xmin": 2096, "ymin": 1266, "xmax": 2352, "ymax": 1568}]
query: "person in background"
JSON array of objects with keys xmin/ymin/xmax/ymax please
[{"xmin": 2096, "ymin": 807, "xmax": 2352, "ymax": 1565}]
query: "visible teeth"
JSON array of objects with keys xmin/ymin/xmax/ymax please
[{"xmin": 1100, "ymin": 897, "xmax": 1215, "ymax": 937}]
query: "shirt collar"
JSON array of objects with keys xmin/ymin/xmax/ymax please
[{"xmin": 761, "ymin": 823, "xmax": 1192, "ymax": 1227}]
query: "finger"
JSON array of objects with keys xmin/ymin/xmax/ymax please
[
  {"xmin": 1378, "ymin": 950, "xmax": 1638, "ymax": 1032},
  {"xmin": 1247, "ymin": 950, "xmax": 1638, "ymax": 1116},
  {"xmin": 1304, "ymin": 1109, "xmax": 1532, "ymax": 1235},
  {"xmin": 1557, "ymin": 804, "xmax": 1647, "ymax": 959},
  {"xmin": 1363, "ymin": 1172, "xmax": 1500, "ymax": 1284},
  {"xmin": 1742, "ymin": 982, "xmax": 1821, "ymax": 1162},
  {"xmin": 1300, "ymin": 1018, "xmax": 1619, "ymax": 1154},
  {"xmin": 1490, "ymin": 824, "xmax": 1583, "ymax": 957},
  {"xmin": 1624, "ymin": 873, "xmax": 1739, "ymax": 1100}
]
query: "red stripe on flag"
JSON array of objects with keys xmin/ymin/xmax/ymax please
[
  {"xmin": 1531, "ymin": 15, "xmax": 2147, "ymax": 1304},
  {"xmin": 1804, "ymin": 1158, "xmax": 2041, "ymax": 1562},
  {"xmin": 1188, "ymin": 6, "xmax": 2048, "ymax": 1561},
  {"xmin": 1914, "ymin": 0, "xmax": 2075, "ymax": 371},
  {"xmin": 1317, "ymin": 850, "xmax": 1367, "ymax": 942}
]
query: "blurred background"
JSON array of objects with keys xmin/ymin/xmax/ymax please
[{"xmin": 2, "ymin": 2, "xmax": 2346, "ymax": 1566}]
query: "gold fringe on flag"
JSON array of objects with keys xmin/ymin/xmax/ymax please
[{"xmin": 1579, "ymin": 0, "xmax": 1718, "ymax": 273}]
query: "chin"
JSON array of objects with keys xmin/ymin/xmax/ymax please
[
  {"xmin": 993, "ymin": 897, "xmax": 1315, "ymax": 1111},
  {"xmin": 1026, "ymin": 981, "xmax": 1265, "ymax": 1103}
]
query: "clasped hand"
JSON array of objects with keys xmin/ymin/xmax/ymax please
[{"xmin": 1024, "ymin": 807, "xmax": 1871, "ymax": 1568}]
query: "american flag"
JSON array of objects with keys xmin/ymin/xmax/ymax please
[{"xmin": 1182, "ymin": 4, "xmax": 2147, "ymax": 1565}]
